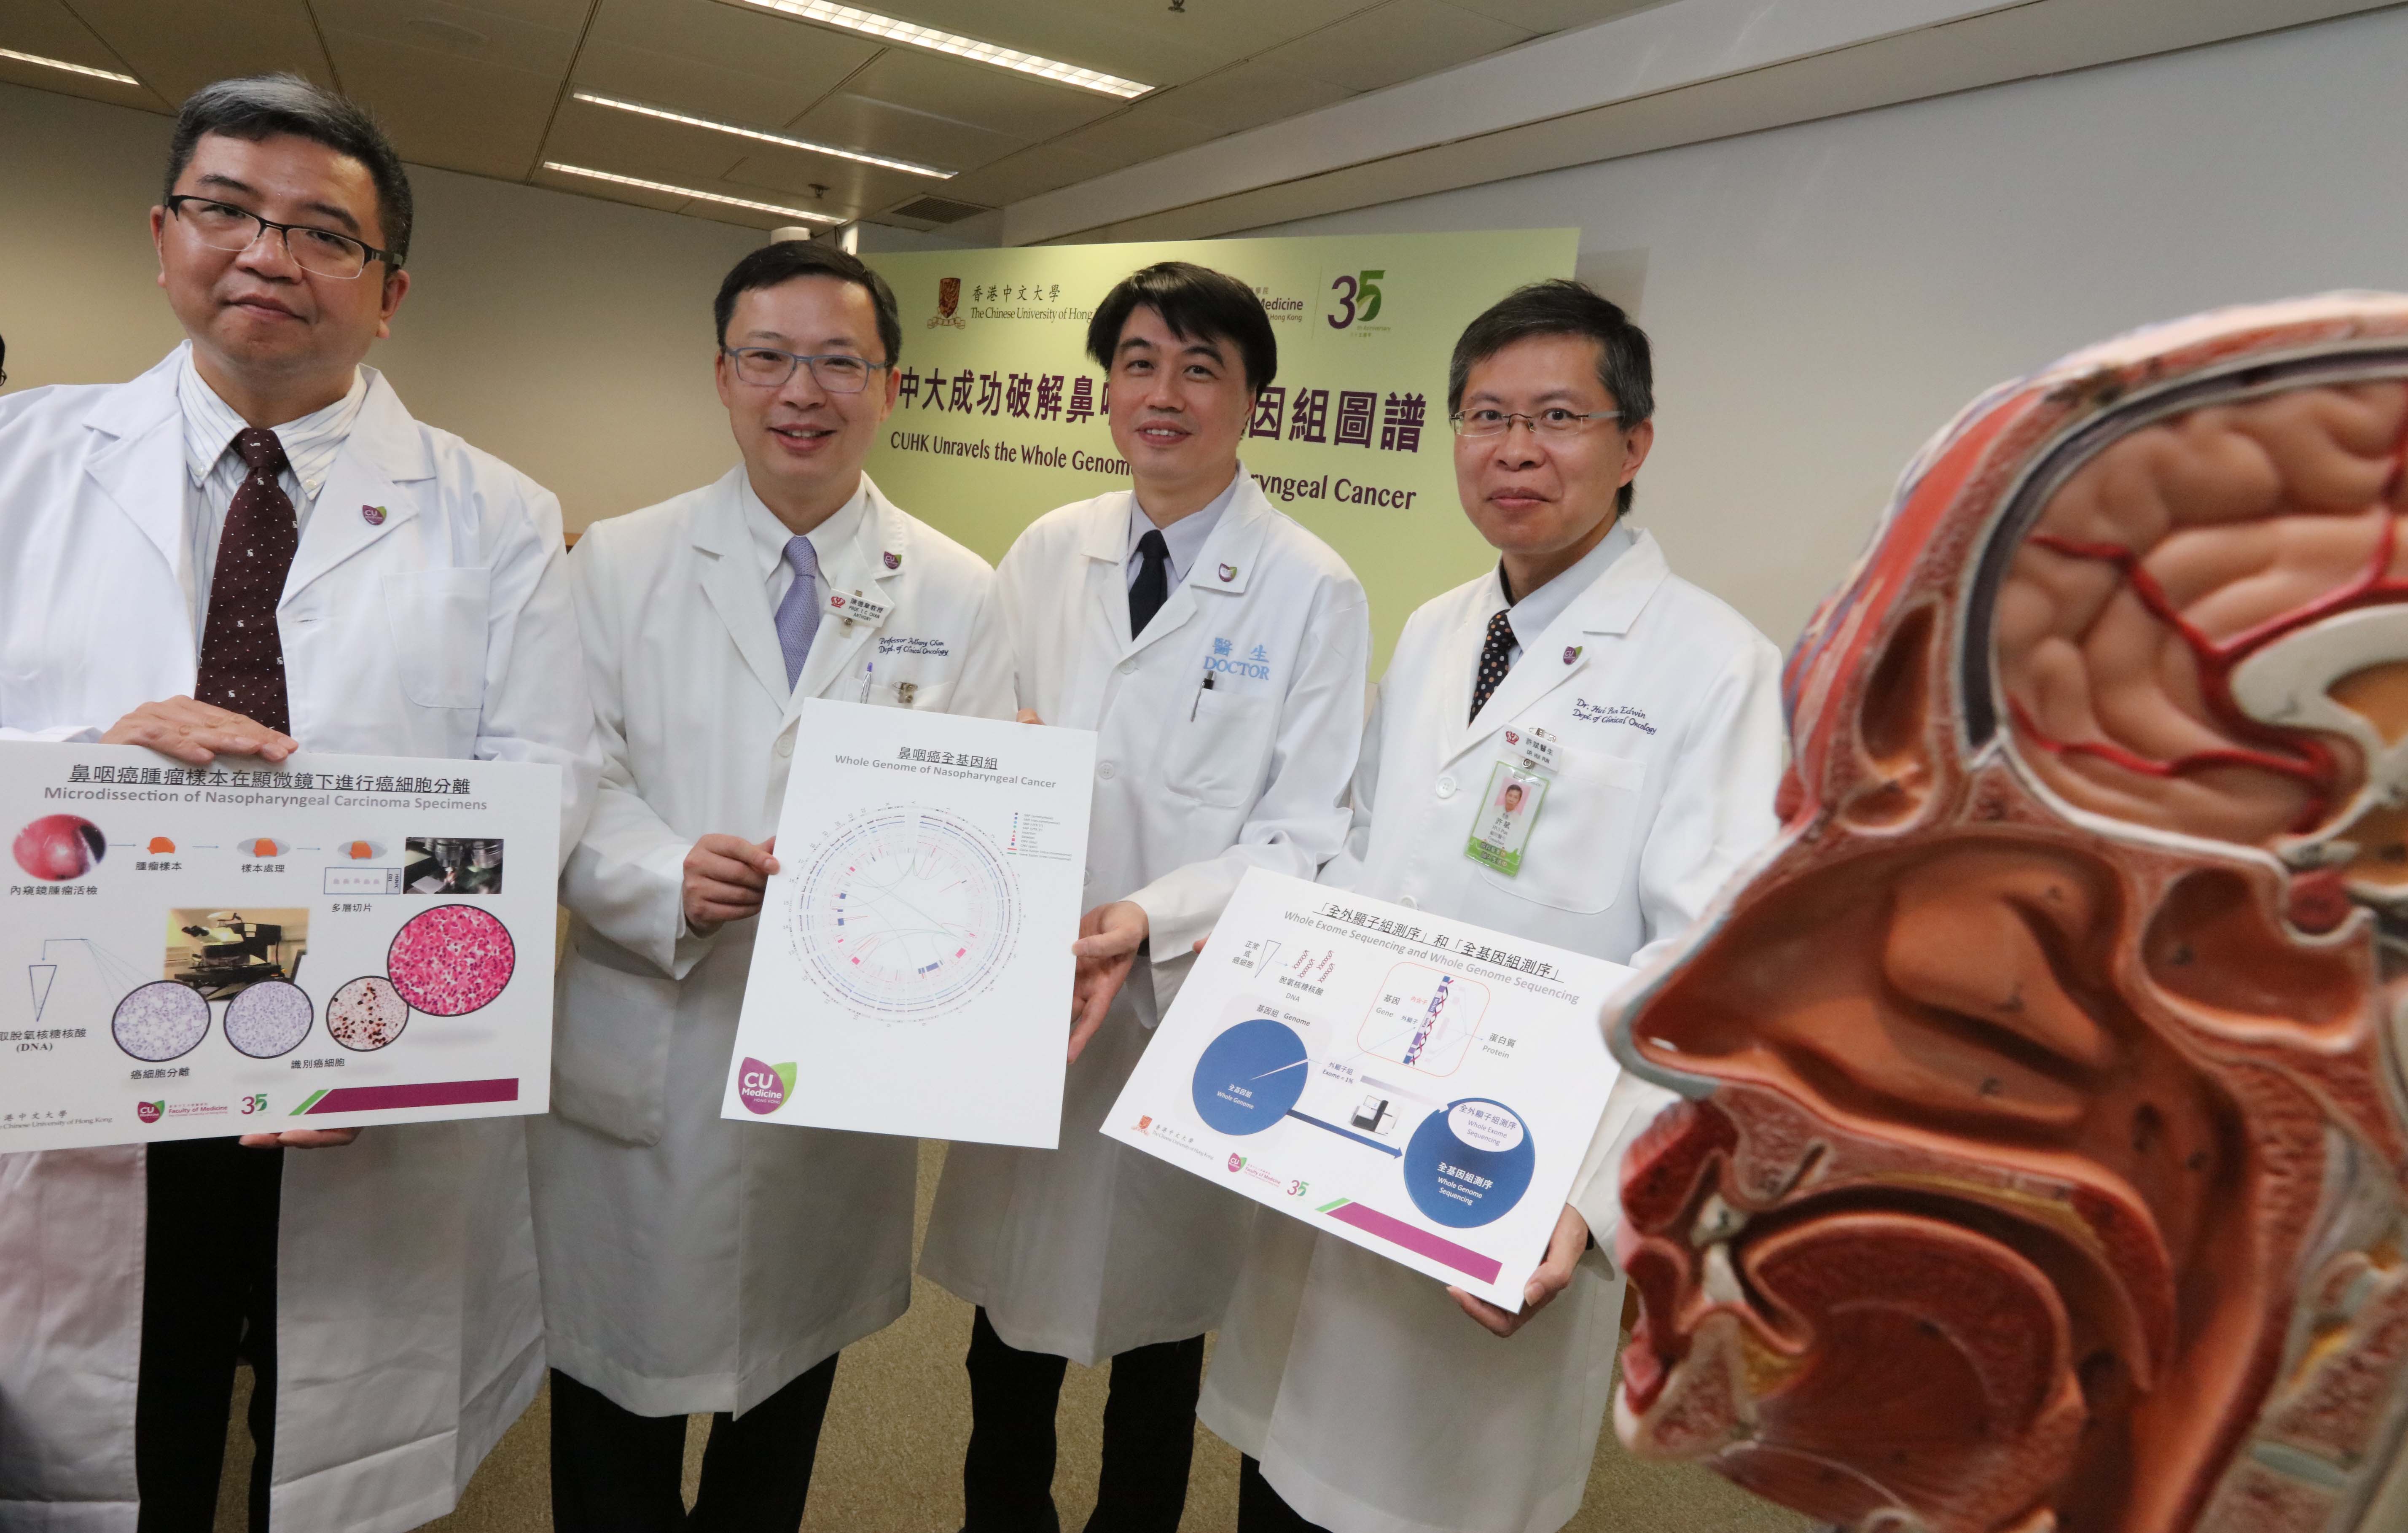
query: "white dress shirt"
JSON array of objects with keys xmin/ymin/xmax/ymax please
[
  {"xmin": 177, "ymin": 343, "xmax": 368, "ymax": 647},
  {"xmin": 1125, "ymin": 466, "xmax": 1242, "ymax": 590},
  {"xmin": 742, "ymin": 471, "xmax": 869, "ymax": 616},
  {"xmin": 1497, "ymin": 515, "xmax": 1636, "ymax": 667}
]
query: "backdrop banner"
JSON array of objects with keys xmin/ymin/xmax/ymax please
[{"xmin": 863, "ymin": 230, "xmax": 1579, "ymax": 667}]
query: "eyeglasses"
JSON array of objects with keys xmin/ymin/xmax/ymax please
[
  {"xmin": 165, "ymin": 195, "xmax": 398, "ymax": 279},
  {"xmin": 1449, "ymin": 407, "xmax": 1623, "ymax": 437},
  {"xmin": 721, "ymin": 346, "xmax": 889, "ymax": 393}
]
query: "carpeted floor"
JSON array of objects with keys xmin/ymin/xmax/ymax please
[{"xmin": 218, "ymin": 1140, "xmax": 1806, "ymax": 1533}]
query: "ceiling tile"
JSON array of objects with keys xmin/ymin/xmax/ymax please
[
  {"xmin": 587, "ymin": 0, "xmax": 879, "ymax": 91},
  {"xmin": 937, "ymin": 142, "xmax": 1115, "ymax": 207},
  {"xmin": 59, "ymin": 0, "xmax": 334, "ymax": 104},
  {"xmin": 0, "ymin": 0, "xmax": 142, "ymax": 73},
  {"xmin": 324, "ymin": 33, "xmax": 561, "ymax": 178},
  {"xmin": 1440, "ymin": 0, "xmax": 1664, "ymax": 32},
  {"xmin": 793, "ymin": 0, "xmax": 1373, "ymax": 81},
  {"xmin": 532, "ymin": 159, "xmax": 688, "ymax": 212},
  {"xmin": 569, "ymin": 42, "xmax": 850, "ymax": 130},
  {"xmin": 718, "ymin": 152, "xmax": 929, "ymax": 215},
  {"xmin": 1147, "ymin": 56, "xmax": 1353, "ymax": 135},
  {"xmin": 1254, "ymin": 0, "xmax": 1530, "ymax": 94},
  {"xmin": 837, "ymin": 47, "xmax": 1121, "ymax": 141},
  {"xmin": 1045, "ymin": 98, "xmax": 1225, "ymax": 167},
  {"xmin": 313, "ymin": 0, "xmax": 581, "ymax": 77},
  {"xmin": 790, "ymin": 89, "xmax": 1026, "ymax": 174}
]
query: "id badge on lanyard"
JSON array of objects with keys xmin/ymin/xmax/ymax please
[{"xmin": 1465, "ymin": 725, "xmax": 1558, "ymax": 877}]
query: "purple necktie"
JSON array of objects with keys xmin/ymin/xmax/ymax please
[
  {"xmin": 774, "ymin": 536, "xmax": 821, "ymax": 690},
  {"xmin": 196, "ymin": 429, "xmax": 298, "ymax": 733}
]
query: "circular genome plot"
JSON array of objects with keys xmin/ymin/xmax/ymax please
[
  {"xmin": 225, "ymin": 979, "xmax": 312, "ymax": 1058},
  {"xmin": 327, "ymin": 975, "xmax": 409, "ymax": 1051},
  {"xmin": 792, "ymin": 808, "xmax": 1017, "ymax": 1021},
  {"xmin": 388, "ymin": 904, "xmax": 515, "ymax": 1016},
  {"xmin": 114, "ymin": 981, "xmax": 210, "ymax": 1062}
]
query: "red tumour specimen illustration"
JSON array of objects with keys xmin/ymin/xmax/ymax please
[
  {"xmin": 14, "ymin": 814, "xmax": 105, "ymax": 881},
  {"xmin": 386, "ymin": 904, "xmax": 515, "ymax": 1017}
]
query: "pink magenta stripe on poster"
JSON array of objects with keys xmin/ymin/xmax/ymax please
[
  {"xmin": 1325, "ymin": 1200, "xmax": 1502, "ymax": 1283},
  {"xmin": 304, "ymin": 1078, "xmax": 519, "ymax": 1113}
]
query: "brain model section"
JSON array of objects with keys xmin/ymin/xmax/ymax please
[
  {"xmin": 114, "ymin": 981, "xmax": 210, "ymax": 1061},
  {"xmin": 327, "ymin": 975, "xmax": 409, "ymax": 1050},
  {"xmin": 387, "ymin": 904, "xmax": 515, "ymax": 1016},
  {"xmin": 1997, "ymin": 382, "xmax": 2408, "ymax": 878},
  {"xmin": 224, "ymin": 979, "xmax": 312, "ymax": 1058}
]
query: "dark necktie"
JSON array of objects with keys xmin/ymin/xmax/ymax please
[
  {"xmin": 1469, "ymin": 608, "xmax": 1516, "ymax": 724},
  {"xmin": 1129, "ymin": 528, "xmax": 1171, "ymax": 638},
  {"xmin": 196, "ymin": 428, "xmax": 299, "ymax": 734}
]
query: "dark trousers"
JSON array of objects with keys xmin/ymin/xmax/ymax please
[
  {"xmin": 1236, "ymin": 1457, "xmax": 1330, "ymax": 1533},
  {"xmin": 548, "ymin": 1356, "xmax": 841, "ymax": 1533},
  {"xmin": 961, "ymin": 1307, "xmax": 1205, "ymax": 1533},
  {"xmin": 136, "ymin": 1138, "xmax": 285, "ymax": 1533}
]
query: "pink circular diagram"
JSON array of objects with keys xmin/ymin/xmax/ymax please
[
  {"xmin": 114, "ymin": 981, "xmax": 209, "ymax": 1061},
  {"xmin": 327, "ymin": 975, "xmax": 409, "ymax": 1050},
  {"xmin": 387, "ymin": 904, "xmax": 515, "ymax": 1016},
  {"xmin": 225, "ymin": 979, "xmax": 313, "ymax": 1058}
]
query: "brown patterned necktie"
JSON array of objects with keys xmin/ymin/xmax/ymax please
[
  {"xmin": 1469, "ymin": 608, "xmax": 1516, "ymax": 724},
  {"xmin": 196, "ymin": 428, "xmax": 298, "ymax": 734}
]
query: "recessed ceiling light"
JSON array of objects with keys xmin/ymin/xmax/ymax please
[
  {"xmin": 540, "ymin": 163, "xmax": 841, "ymax": 222},
  {"xmin": 571, "ymin": 92, "xmax": 953, "ymax": 179},
  {"xmin": 726, "ymin": 0, "xmax": 1150, "ymax": 99},
  {"xmin": 0, "ymin": 47, "xmax": 139, "ymax": 86}
]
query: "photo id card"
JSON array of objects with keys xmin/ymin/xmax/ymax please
[{"xmin": 1465, "ymin": 761, "xmax": 1548, "ymax": 876}]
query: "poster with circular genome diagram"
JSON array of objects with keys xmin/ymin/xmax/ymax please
[{"xmin": 790, "ymin": 807, "xmax": 1018, "ymax": 1022}]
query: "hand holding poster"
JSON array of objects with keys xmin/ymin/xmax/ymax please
[
  {"xmin": 1102, "ymin": 867, "xmax": 1630, "ymax": 1310},
  {"xmin": 722, "ymin": 699, "xmax": 1095, "ymax": 1148},
  {"xmin": 1, "ymin": 741, "xmax": 559, "ymax": 1150}
]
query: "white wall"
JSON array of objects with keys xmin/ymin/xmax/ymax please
[
  {"xmin": 0, "ymin": 81, "xmax": 763, "ymax": 532},
  {"xmin": 1255, "ymin": 6, "xmax": 2408, "ymax": 649}
]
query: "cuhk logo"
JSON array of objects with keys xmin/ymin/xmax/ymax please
[
  {"xmin": 938, "ymin": 277, "xmax": 960, "ymax": 318},
  {"xmin": 884, "ymin": 550, "xmax": 902, "ymax": 570},
  {"xmin": 1217, "ymin": 563, "xmax": 1237, "ymax": 583},
  {"xmin": 136, "ymin": 1100, "xmax": 164, "ymax": 1124},
  {"xmin": 737, "ymin": 1058, "xmax": 796, "ymax": 1116},
  {"xmin": 1137, "ymin": 1115, "xmax": 1153, "ymax": 1132},
  {"xmin": 1563, "ymin": 645, "xmax": 1582, "ymax": 665},
  {"xmin": 361, "ymin": 503, "xmax": 387, "ymax": 526},
  {"xmin": 830, "ymin": 595, "xmax": 847, "ymax": 609},
  {"xmin": 1503, "ymin": 730, "xmax": 1520, "ymax": 746},
  {"xmin": 1226, "ymin": 1153, "xmax": 1244, "ymax": 1173}
]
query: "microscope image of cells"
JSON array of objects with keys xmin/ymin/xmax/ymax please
[
  {"xmin": 387, "ymin": 904, "xmax": 515, "ymax": 1016},
  {"xmin": 327, "ymin": 975, "xmax": 409, "ymax": 1050},
  {"xmin": 113, "ymin": 981, "xmax": 210, "ymax": 1061},
  {"xmin": 224, "ymin": 979, "xmax": 312, "ymax": 1058}
]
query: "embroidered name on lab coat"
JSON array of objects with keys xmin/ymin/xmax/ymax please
[{"xmin": 1571, "ymin": 697, "xmax": 1656, "ymax": 734}]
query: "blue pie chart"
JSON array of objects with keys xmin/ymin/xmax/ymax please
[
  {"xmin": 1403, "ymin": 1097, "xmax": 1536, "ymax": 1229},
  {"xmin": 1191, "ymin": 1017, "xmax": 1309, "ymax": 1136}
]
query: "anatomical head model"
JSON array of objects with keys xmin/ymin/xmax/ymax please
[{"xmin": 1610, "ymin": 296, "xmax": 2408, "ymax": 1533}]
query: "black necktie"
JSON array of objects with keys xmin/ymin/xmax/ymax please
[
  {"xmin": 1469, "ymin": 608, "xmax": 1516, "ymax": 724},
  {"xmin": 1129, "ymin": 529, "xmax": 1171, "ymax": 637},
  {"xmin": 197, "ymin": 428, "xmax": 299, "ymax": 734}
]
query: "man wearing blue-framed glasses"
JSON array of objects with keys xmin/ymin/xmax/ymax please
[{"xmin": 533, "ymin": 238, "xmax": 1014, "ymax": 1531}]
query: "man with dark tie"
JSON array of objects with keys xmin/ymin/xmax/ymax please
[
  {"xmin": 920, "ymin": 260, "xmax": 1371, "ymax": 1533},
  {"xmin": 0, "ymin": 74, "xmax": 593, "ymax": 1532}
]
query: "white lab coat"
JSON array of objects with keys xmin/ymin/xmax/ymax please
[
  {"xmin": 531, "ymin": 468, "xmax": 1015, "ymax": 1416},
  {"xmin": 1198, "ymin": 529, "xmax": 1784, "ymax": 1533},
  {"xmin": 919, "ymin": 473, "xmax": 1371, "ymax": 1365},
  {"xmin": 0, "ymin": 347, "xmax": 596, "ymax": 1533}
]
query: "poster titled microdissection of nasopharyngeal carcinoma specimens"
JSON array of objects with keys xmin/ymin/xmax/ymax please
[
  {"xmin": 1103, "ymin": 869, "xmax": 1631, "ymax": 1310},
  {"xmin": 1, "ymin": 741, "xmax": 559, "ymax": 1151},
  {"xmin": 722, "ymin": 699, "xmax": 1094, "ymax": 1149}
]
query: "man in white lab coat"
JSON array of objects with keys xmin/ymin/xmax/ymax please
[
  {"xmin": 919, "ymin": 262, "xmax": 1371, "ymax": 1532},
  {"xmin": 0, "ymin": 76, "xmax": 594, "ymax": 1533},
  {"xmin": 1199, "ymin": 281, "xmax": 1785, "ymax": 1533},
  {"xmin": 532, "ymin": 239, "xmax": 1014, "ymax": 1532}
]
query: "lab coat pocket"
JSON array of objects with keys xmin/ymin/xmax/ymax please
[
  {"xmin": 551, "ymin": 939, "xmax": 681, "ymax": 1146},
  {"xmin": 1165, "ymin": 687, "xmax": 1272, "ymax": 809},
  {"xmin": 382, "ymin": 568, "xmax": 492, "ymax": 710},
  {"xmin": 1477, "ymin": 746, "xmax": 1644, "ymax": 913}
]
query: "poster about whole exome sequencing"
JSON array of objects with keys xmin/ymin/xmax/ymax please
[{"xmin": 1, "ymin": 742, "xmax": 559, "ymax": 1150}]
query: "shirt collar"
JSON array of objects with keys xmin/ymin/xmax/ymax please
[
  {"xmin": 1499, "ymin": 516, "xmax": 1637, "ymax": 649},
  {"xmin": 177, "ymin": 343, "xmax": 367, "ymax": 499},
  {"xmin": 1128, "ymin": 466, "xmax": 1243, "ymax": 587},
  {"xmin": 742, "ymin": 472, "xmax": 869, "ymax": 581}
]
